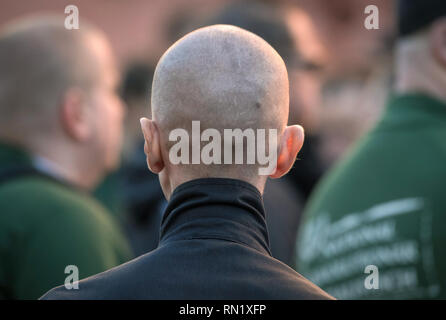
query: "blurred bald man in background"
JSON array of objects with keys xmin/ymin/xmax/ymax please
[
  {"xmin": 0, "ymin": 16, "xmax": 132, "ymax": 299},
  {"xmin": 42, "ymin": 25, "xmax": 332, "ymax": 300}
]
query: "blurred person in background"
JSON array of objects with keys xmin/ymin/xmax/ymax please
[
  {"xmin": 92, "ymin": 62, "xmax": 165, "ymax": 257},
  {"xmin": 118, "ymin": 63, "xmax": 167, "ymax": 256},
  {"xmin": 120, "ymin": 63, "xmax": 156, "ymax": 159},
  {"xmin": 295, "ymin": 0, "xmax": 446, "ymax": 299},
  {"xmin": 0, "ymin": 16, "xmax": 132, "ymax": 299},
  {"xmin": 283, "ymin": 0, "xmax": 395, "ymax": 168}
]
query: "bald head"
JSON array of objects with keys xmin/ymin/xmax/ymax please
[
  {"xmin": 152, "ymin": 24, "xmax": 289, "ymax": 132},
  {"xmin": 0, "ymin": 16, "xmax": 110, "ymax": 137},
  {"xmin": 143, "ymin": 25, "xmax": 303, "ymax": 197},
  {"xmin": 0, "ymin": 16, "xmax": 124, "ymax": 189}
]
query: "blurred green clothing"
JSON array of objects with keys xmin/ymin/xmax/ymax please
[
  {"xmin": 94, "ymin": 171, "xmax": 127, "ymax": 223},
  {"xmin": 0, "ymin": 143, "xmax": 132, "ymax": 299},
  {"xmin": 295, "ymin": 94, "xmax": 446, "ymax": 299}
]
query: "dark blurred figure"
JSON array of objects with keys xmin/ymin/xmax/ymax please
[
  {"xmin": 120, "ymin": 63, "xmax": 155, "ymax": 158},
  {"xmin": 93, "ymin": 63, "xmax": 166, "ymax": 257},
  {"xmin": 0, "ymin": 16, "xmax": 132, "ymax": 299},
  {"xmin": 296, "ymin": 0, "xmax": 446, "ymax": 299},
  {"xmin": 118, "ymin": 63, "xmax": 166, "ymax": 256}
]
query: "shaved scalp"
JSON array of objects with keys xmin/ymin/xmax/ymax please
[
  {"xmin": 0, "ymin": 15, "xmax": 105, "ymax": 137},
  {"xmin": 152, "ymin": 24, "xmax": 289, "ymax": 134}
]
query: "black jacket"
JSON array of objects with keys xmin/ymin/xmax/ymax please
[
  {"xmin": 120, "ymin": 140, "xmax": 303, "ymax": 267},
  {"xmin": 41, "ymin": 178, "xmax": 332, "ymax": 300}
]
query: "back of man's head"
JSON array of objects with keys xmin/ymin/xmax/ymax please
[
  {"xmin": 141, "ymin": 25, "xmax": 304, "ymax": 198},
  {"xmin": 152, "ymin": 24, "xmax": 289, "ymax": 131},
  {"xmin": 0, "ymin": 16, "xmax": 98, "ymax": 137},
  {"xmin": 0, "ymin": 15, "xmax": 124, "ymax": 189}
]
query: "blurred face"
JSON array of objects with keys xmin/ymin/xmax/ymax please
[
  {"xmin": 288, "ymin": 67, "xmax": 323, "ymax": 133},
  {"xmin": 84, "ymin": 33, "xmax": 125, "ymax": 172},
  {"xmin": 283, "ymin": 6, "xmax": 326, "ymax": 133}
]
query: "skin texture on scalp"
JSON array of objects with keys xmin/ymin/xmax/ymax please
[
  {"xmin": 151, "ymin": 24, "xmax": 290, "ymax": 181},
  {"xmin": 152, "ymin": 24, "xmax": 289, "ymax": 133}
]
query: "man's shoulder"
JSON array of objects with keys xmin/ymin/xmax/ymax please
[
  {"xmin": 41, "ymin": 248, "xmax": 161, "ymax": 300},
  {"xmin": 305, "ymin": 118, "xmax": 446, "ymax": 213},
  {"xmin": 250, "ymin": 252, "xmax": 334, "ymax": 299},
  {"xmin": 1, "ymin": 175, "xmax": 92, "ymax": 205},
  {"xmin": 42, "ymin": 241, "xmax": 334, "ymax": 300},
  {"xmin": 0, "ymin": 175, "xmax": 113, "ymax": 230}
]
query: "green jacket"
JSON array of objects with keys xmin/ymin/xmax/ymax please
[
  {"xmin": 0, "ymin": 143, "xmax": 132, "ymax": 299},
  {"xmin": 295, "ymin": 94, "xmax": 446, "ymax": 299}
]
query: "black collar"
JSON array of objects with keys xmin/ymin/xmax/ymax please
[{"xmin": 159, "ymin": 178, "xmax": 271, "ymax": 256}]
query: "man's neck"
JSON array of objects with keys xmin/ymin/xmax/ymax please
[
  {"xmin": 164, "ymin": 169, "xmax": 266, "ymax": 201},
  {"xmin": 29, "ymin": 144, "xmax": 100, "ymax": 190},
  {"xmin": 0, "ymin": 135, "xmax": 100, "ymax": 190},
  {"xmin": 32, "ymin": 155, "xmax": 76, "ymax": 185},
  {"xmin": 395, "ymin": 50, "xmax": 446, "ymax": 104},
  {"xmin": 395, "ymin": 75, "xmax": 446, "ymax": 103}
]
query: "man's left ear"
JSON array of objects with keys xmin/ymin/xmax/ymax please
[
  {"xmin": 430, "ymin": 18, "xmax": 446, "ymax": 68},
  {"xmin": 269, "ymin": 125, "xmax": 305, "ymax": 179},
  {"xmin": 140, "ymin": 117, "xmax": 164, "ymax": 174}
]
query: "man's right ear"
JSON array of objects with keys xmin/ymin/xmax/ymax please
[
  {"xmin": 269, "ymin": 124, "xmax": 305, "ymax": 179},
  {"xmin": 140, "ymin": 117, "xmax": 164, "ymax": 174}
]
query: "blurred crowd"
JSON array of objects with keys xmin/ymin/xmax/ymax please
[{"xmin": 0, "ymin": 0, "xmax": 445, "ymax": 300}]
